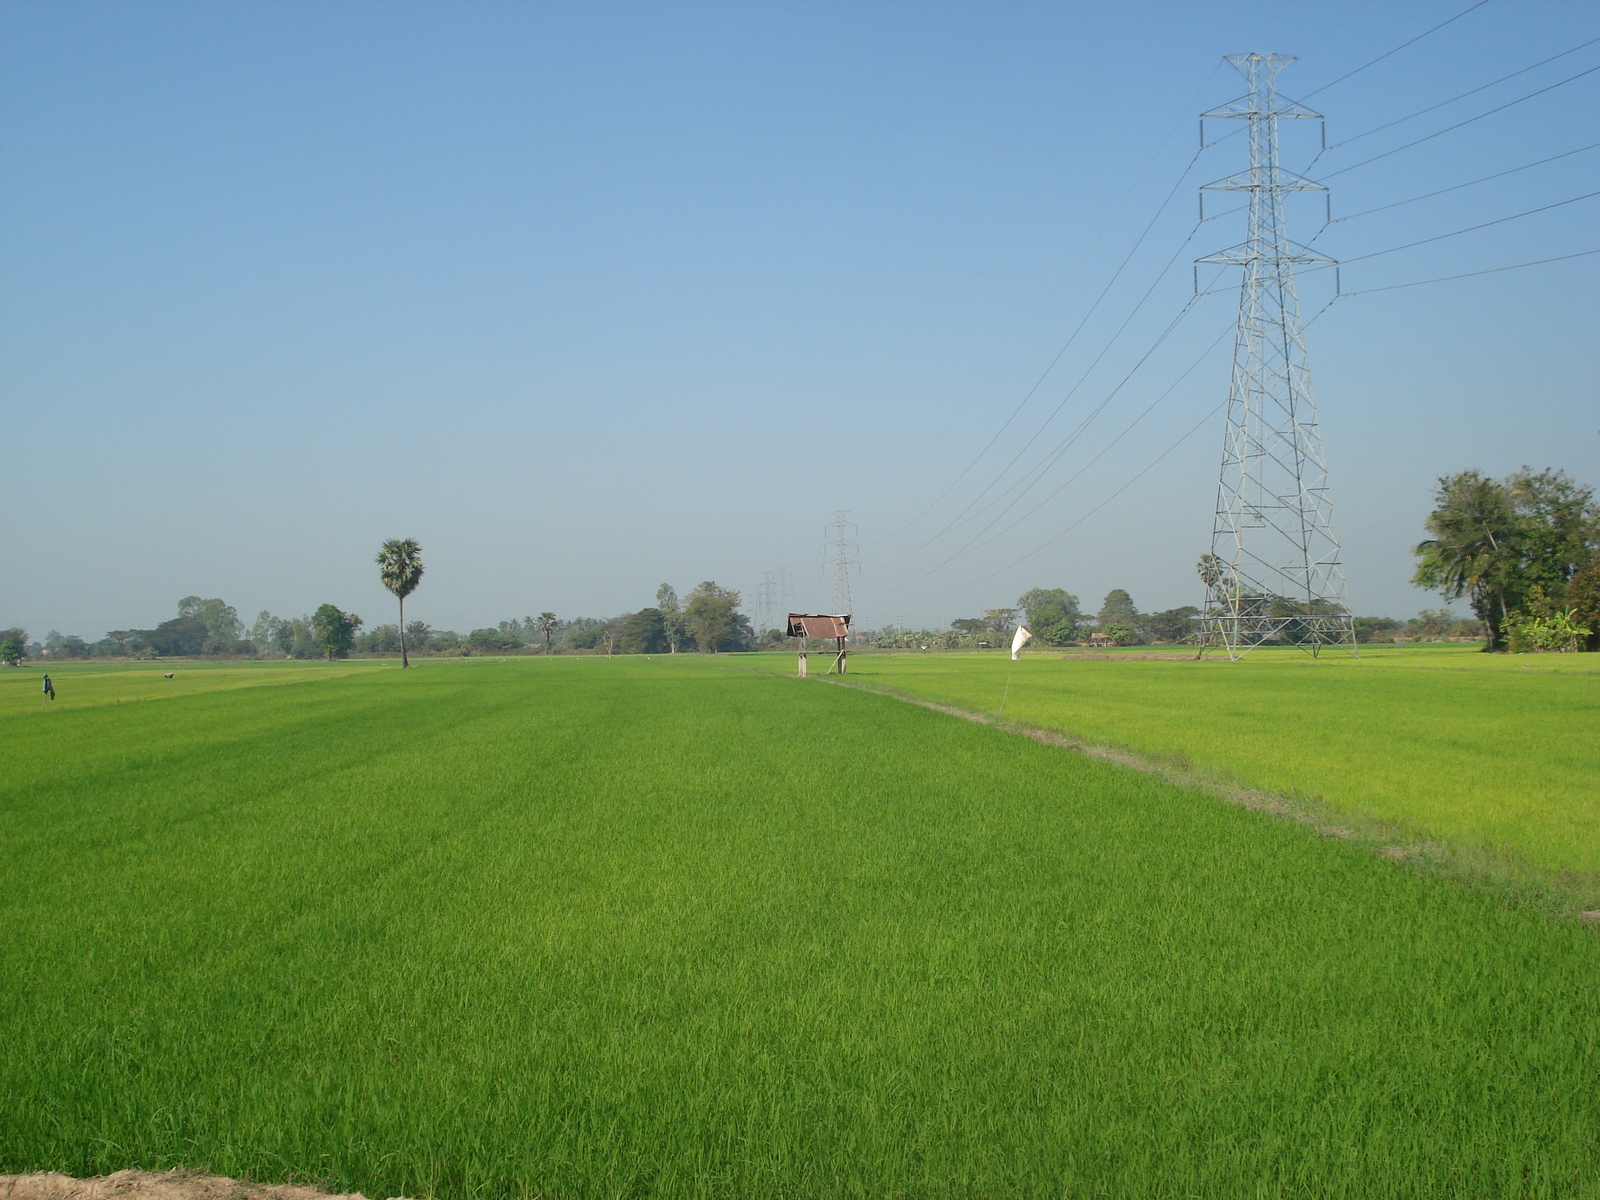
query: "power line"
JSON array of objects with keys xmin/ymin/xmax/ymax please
[
  {"xmin": 1323, "ymin": 36, "xmax": 1600, "ymax": 151},
  {"xmin": 1318, "ymin": 62, "xmax": 1600, "ymax": 180},
  {"xmin": 902, "ymin": 293, "xmax": 1348, "ymax": 601},
  {"xmin": 912, "ymin": 400, "xmax": 1228, "ymax": 597},
  {"xmin": 907, "ymin": 322, "xmax": 1237, "ymax": 584},
  {"xmin": 876, "ymin": 150, "xmax": 1211, "ymax": 553},
  {"xmin": 870, "ymin": 65, "xmax": 1231, "ymax": 549},
  {"xmin": 1302, "ymin": 295, "xmax": 1343, "ymax": 328},
  {"xmin": 890, "ymin": 297, "xmax": 1209, "ymax": 586},
  {"xmin": 878, "ymin": 27, "xmax": 1597, "ymax": 609},
  {"xmin": 883, "ymin": 220, "xmax": 1209, "ymax": 569},
  {"xmin": 1332, "ymin": 189, "xmax": 1600, "ymax": 264},
  {"xmin": 1300, "ymin": 0, "xmax": 1493, "ymax": 99},
  {"xmin": 880, "ymin": 22, "xmax": 1545, "ymax": 565},
  {"xmin": 874, "ymin": 299, "xmax": 1343, "ymax": 604},
  {"xmin": 1340, "ymin": 248, "xmax": 1600, "ymax": 294},
  {"xmin": 980, "ymin": 325, "xmax": 1235, "ymax": 543},
  {"xmin": 1329, "ymin": 143, "xmax": 1600, "ymax": 222},
  {"xmin": 925, "ymin": 239, "xmax": 1203, "ymax": 525}
]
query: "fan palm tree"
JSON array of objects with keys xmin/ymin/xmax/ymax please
[
  {"xmin": 1412, "ymin": 472, "xmax": 1521, "ymax": 650},
  {"xmin": 376, "ymin": 538, "xmax": 425, "ymax": 667}
]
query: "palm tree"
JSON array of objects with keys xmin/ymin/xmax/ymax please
[
  {"xmin": 537, "ymin": 612, "xmax": 558, "ymax": 655},
  {"xmin": 375, "ymin": 539, "xmax": 425, "ymax": 667},
  {"xmin": 1412, "ymin": 472, "xmax": 1521, "ymax": 651}
]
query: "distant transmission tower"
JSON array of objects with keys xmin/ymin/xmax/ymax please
[
  {"xmin": 754, "ymin": 572, "xmax": 775, "ymax": 635},
  {"xmin": 829, "ymin": 511, "xmax": 858, "ymax": 616},
  {"xmin": 1195, "ymin": 53, "xmax": 1355, "ymax": 659},
  {"xmin": 776, "ymin": 566, "xmax": 794, "ymax": 623},
  {"xmin": 754, "ymin": 568, "xmax": 795, "ymax": 634}
]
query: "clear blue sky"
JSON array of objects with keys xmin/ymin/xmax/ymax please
[{"xmin": 3, "ymin": 0, "xmax": 1596, "ymax": 637}]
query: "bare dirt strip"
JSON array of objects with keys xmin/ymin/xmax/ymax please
[{"xmin": 0, "ymin": 1173, "xmax": 408, "ymax": 1200}]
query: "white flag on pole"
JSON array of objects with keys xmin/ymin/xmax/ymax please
[{"xmin": 1011, "ymin": 626, "xmax": 1032, "ymax": 660}]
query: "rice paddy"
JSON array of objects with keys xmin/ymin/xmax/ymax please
[
  {"xmin": 842, "ymin": 644, "xmax": 1600, "ymax": 877},
  {"xmin": 3, "ymin": 655, "xmax": 1599, "ymax": 1199}
]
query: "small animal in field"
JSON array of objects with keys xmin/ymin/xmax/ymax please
[{"xmin": 163, "ymin": 672, "xmax": 175, "ymax": 679}]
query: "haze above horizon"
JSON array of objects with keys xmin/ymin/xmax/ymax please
[{"xmin": 3, "ymin": 0, "xmax": 1596, "ymax": 636}]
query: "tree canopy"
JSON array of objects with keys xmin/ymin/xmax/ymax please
[
  {"xmin": 1568, "ymin": 556, "xmax": 1600, "ymax": 652},
  {"xmin": 312, "ymin": 604, "xmax": 362, "ymax": 660},
  {"xmin": 1144, "ymin": 606, "xmax": 1200, "ymax": 644},
  {"xmin": 1017, "ymin": 588, "xmax": 1081, "ymax": 645},
  {"xmin": 684, "ymin": 582, "xmax": 742, "ymax": 653},
  {"xmin": 621, "ymin": 608, "xmax": 669, "ymax": 655},
  {"xmin": 0, "ymin": 628, "xmax": 25, "ymax": 666},
  {"xmin": 1413, "ymin": 468, "xmax": 1598, "ymax": 650},
  {"xmin": 1097, "ymin": 589, "xmax": 1138, "ymax": 626},
  {"xmin": 375, "ymin": 539, "xmax": 425, "ymax": 602}
]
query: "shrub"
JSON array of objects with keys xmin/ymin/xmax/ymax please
[{"xmin": 1505, "ymin": 608, "xmax": 1590, "ymax": 653}]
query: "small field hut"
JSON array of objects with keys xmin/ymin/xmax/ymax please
[{"xmin": 787, "ymin": 613, "xmax": 851, "ymax": 676}]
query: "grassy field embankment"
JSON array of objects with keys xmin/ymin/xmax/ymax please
[
  {"xmin": 838, "ymin": 645, "xmax": 1600, "ymax": 876},
  {"xmin": 3, "ymin": 656, "xmax": 1599, "ymax": 1198}
]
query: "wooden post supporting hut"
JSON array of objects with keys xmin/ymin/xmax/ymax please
[{"xmin": 787, "ymin": 613, "xmax": 851, "ymax": 677}]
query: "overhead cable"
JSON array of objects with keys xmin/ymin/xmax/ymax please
[
  {"xmin": 868, "ymin": 107, "xmax": 1222, "ymax": 549},
  {"xmin": 912, "ymin": 400, "xmax": 1228, "ymax": 596},
  {"xmin": 893, "ymin": 297, "xmax": 1344, "ymax": 598},
  {"xmin": 1301, "ymin": 0, "xmax": 1493, "ymax": 99},
  {"xmin": 873, "ymin": 150, "xmax": 1209, "ymax": 552},
  {"xmin": 881, "ymin": 212, "xmax": 1208, "ymax": 568},
  {"xmin": 1324, "ymin": 36, "xmax": 1600, "ymax": 150},
  {"xmin": 886, "ymin": 298, "xmax": 1210, "ymax": 587},
  {"xmin": 1318, "ymin": 63, "xmax": 1600, "ymax": 179},
  {"xmin": 874, "ymin": 63, "xmax": 1231, "ymax": 550},
  {"xmin": 1331, "ymin": 189, "xmax": 1600, "ymax": 264},
  {"xmin": 1340, "ymin": 248, "xmax": 1600, "ymax": 294},
  {"xmin": 920, "ymin": 323, "xmax": 1237, "ymax": 579},
  {"xmin": 886, "ymin": 219, "xmax": 1217, "ymax": 568},
  {"xmin": 1330, "ymin": 143, "xmax": 1600, "ymax": 221}
]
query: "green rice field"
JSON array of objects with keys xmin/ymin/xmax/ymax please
[
  {"xmin": 841, "ymin": 645, "xmax": 1600, "ymax": 877},
  {"xmin": 3, "ymin": 655, "xmax": 1600, "ymax": 1198}
]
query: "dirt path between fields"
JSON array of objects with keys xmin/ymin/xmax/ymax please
[{"xmin": 0, "ymin": 1173, "xmax": 409, "ymax": 1200}]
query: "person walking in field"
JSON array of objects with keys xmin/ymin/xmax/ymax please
[{"xmin": 42, "ymin": 673, "xmax": 55, "ymax": 701}]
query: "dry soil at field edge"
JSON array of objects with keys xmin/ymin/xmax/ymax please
[{"xmin": 0, "ymin": 1174, "xmax": 409, "ymax": 1200}]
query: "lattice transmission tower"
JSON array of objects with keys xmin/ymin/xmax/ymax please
[
  {"xmin": 776, "ymin": 566, "xmax": 794, "ymax": 624},
  {"xmin": 753, "ymin": 572, "xmax": 775, "ymax": 636},
  {"xmin": 754, "ymin": 568, "xmax": 795, "ymax": 634},
  {"xmin": 1195, "ymin": 53, "xmax": 1355, "ymax": 659},
  {"xmin": 829, "ymin": 511, "xmax": 858, "ymax": 616}
]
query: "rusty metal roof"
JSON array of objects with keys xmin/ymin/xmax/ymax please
[{"xmin": 786, "ymin": 613, "xmax": 851, "ymax": 639}]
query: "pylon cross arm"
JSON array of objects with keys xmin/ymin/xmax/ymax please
[
  {"xmin": 1197, "ymin": 242, "xmax": 1336, "ymax": 267},
  {"xmin": 1202, "ymin": 168, "xmax": 1325, "ymax": 192},
  {"xmin": 1201, "ymin": 97, "xmax": 1323, "ymax": 121}
]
